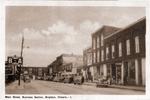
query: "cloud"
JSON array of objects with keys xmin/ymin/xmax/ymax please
[
  {"xmin": 6, "ymin": 20, "xmax": 102, "ymax": 66},
  {"xmin": 41, "ymin": 21, "xmax": 77, "ymax": 36},
  {"xmin": 79, "ymin": 20, "xmax": 102, "ymax": 34},
  {"xmin": 23, "ymin": 28, "xmax": 44, "ymax": 40}
]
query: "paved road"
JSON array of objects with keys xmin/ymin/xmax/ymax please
[{"xmin": 6, "ymin": 80, "xmax": 145, "ymax": 95}]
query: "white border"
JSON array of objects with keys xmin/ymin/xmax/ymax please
[{"xmin": 1, "ymin": 0, "xmax": 150, "ymax": 100}]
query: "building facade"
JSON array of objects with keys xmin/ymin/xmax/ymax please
[
  {"xmin": 91, "ymin": 17, "xmax": 146, "ymax": 86},
  {"xmin": 92, "ymin": 25, "xmax": 120, "ymax": 82},
  {"xmin": 48, "ymin": 54, "xmax": 83, "ymax": 77},
  {"xmin": 83, "ymin": 47, "xmax": 93, "ymax": 82},
  {"xmin": 22, "ymin": 67, "xmax": 48, "ymax": 79}
]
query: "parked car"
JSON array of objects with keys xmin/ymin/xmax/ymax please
[
  {"xmin": 63, "ymin": 76, "xmax": 73, "ymax": 83},
  {"xmin": 23, "ymin": 75, "xmax": 31, "ymax": 83},
  {"xmin": 44, "ymin": 76, "xmax": 49, "ymax": 81},
  {"xmin": 59, "ymin": 76, "xmax": 65, "ymax": 82},
  {"xmin": 49, "ymin": 75, "xmax": 54, "ymax": 81},
  {"xmin": 53, "ymin": 76, "xmax": 60, "ymax": 82},
  {"xmin": 73, "ymin": 75, "xmax": 84, "ymax": 85},
  {"xmin": 96, "ymin": 76, "xmax": 109, "ymax": 87}
]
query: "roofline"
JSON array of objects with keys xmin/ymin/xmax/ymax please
[
  {"xmin": 91, "ymin": 25, "xmax": 121, "ymax": 36},
  {"xmin": 60, "ymin": 53, "xmax": 82, "ymax": 57},
  {"xmin": 104, "ymin": 16, "xmax": 146, "ymax": 39},
  {"xmin": 83, "ymin": 46, "xmax": 92, "ymax": 51}
]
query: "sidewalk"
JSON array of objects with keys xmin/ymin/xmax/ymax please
[{"xmin": 83, "ymin": 82, "xmax": 145, "ymax": 92}]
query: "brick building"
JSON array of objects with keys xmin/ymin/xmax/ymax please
[
  {"xmin": 92, "ymin": 25, "xmax": 120, "ymax": 82},
  {"xmin": 91, "ymin": 17, "xmax": 146, "ymax": 86}
]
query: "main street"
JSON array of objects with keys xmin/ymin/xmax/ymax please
[{"xmin": 6, "ymin": 80, "xmax": 144, "ymax": 95}]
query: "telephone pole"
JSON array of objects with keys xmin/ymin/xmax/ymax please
[{"xmin": 18, "ymin": 33, "xmax": 24, "ymax": 86}]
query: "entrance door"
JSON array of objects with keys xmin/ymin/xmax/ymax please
[
  {"xmin": 124, "ymin": 62, "xmax": 129, "ymax": 85},
  {"xmin": 111, "ymin": 64, "xmax": 116, "ymax": 84},
  {"xmin": 116, "ymin": 65, "xmax": 121, "ymax": 84}
]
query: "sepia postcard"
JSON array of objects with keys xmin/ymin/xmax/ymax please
[{"xmin": 0, "ymin": 0, "xmax": 150, "ymax": 100}]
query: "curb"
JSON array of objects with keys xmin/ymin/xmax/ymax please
[
  {"xmin": 83, "ymin": 83, "xmax": 145, "ymax": 92},
  {"xmin": 108, "ymin": 85, "xmax": 145, "ymax": 92}
]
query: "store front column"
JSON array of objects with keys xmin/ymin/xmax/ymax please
[
  {"xmin": 121, "ymin": 62, "xmax": 124, "ymax": 85},
  {"xmin": 103, "ymin": 64, "xmax": 107, "ymax": 77},
  {"xmin": 135, "ymin": 59, "xmax": 139, "ymax": 85},
  {"xmin": 142, "ymin": 58, "xmax": 145, "ymax": 86}
]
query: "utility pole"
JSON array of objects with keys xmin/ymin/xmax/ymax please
[{"xmin": 18, "ymin": 33, "xmax": 24, "ymax": 86}]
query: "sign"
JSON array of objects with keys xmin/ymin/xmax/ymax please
[{"xmin": 7, "ymin": 56, "xmax": 23, "ymax": 65}]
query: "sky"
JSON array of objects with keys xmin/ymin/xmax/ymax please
[{"xmin": 6, "ymin": 6, "xmax": 145, "ymax": 67}]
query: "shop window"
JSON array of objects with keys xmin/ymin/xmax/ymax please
[
  {"xmin": 135, "ymin": 36, "xmax": 140, "ymax": 53},
  {"xmin": 129, "ymin": 61, "xmax": 135, "ymax": 79}
]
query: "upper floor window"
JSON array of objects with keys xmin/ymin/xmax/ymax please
[
  {"xmin": 87, "ymin": 53, "xmax": 92, "ymax": 65},
  {"xmin": 101, "ymin": 34, "xmax": 104, "ymax": 46},
  {"xmin": 119, "ymin": 42, "xmax": 122, "ymax": 57},
  {"xmin": 97, "ymin": 36, "xmax": 100, "ymax": 48},
  {"xmin": 126, "ymin": 39, "xmax": 130, "ymax": 55},
  {"xmin": 97, "ymin": 50, "xmax": 100, "ymax": 62},
  {"xmin": 112, "ymin": 45, "xmax": 115, "ymax": 59},
  {"xmin": 93, "ymin": 37, "xmax": 96, "ymax": 50},
  {"xmin": 93, "ymin": 52, "xmax": 96, "ymax": 63},
  {"xmin": 101, "ymin": 49, "xmax": 104, "ymax": 61},
  {"xmin": 135, "ymin": 36, "xmax": 140, "ymax": 53},
  {"xmin": 106, "ymin": 46, "xmax": 109, "ymax": 60}
]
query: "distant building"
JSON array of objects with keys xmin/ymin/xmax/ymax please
[
  {"xmin": 22, "ymin": 67, "xmax": 48, "ymax": 78},
  {"xmin": 83, "ymin": 47, "xmax": 93, "ymax": 82},
  {"xmin": 48, "ymin": 54, "xmax": 83, "ymax": 76}
]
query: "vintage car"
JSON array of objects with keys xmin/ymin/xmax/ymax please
[
  {"xmin": 53, "ymin": 76, "xmax": 59, "ymax": 82},
  {"xmin": 63, "ymin": 76, "xmax": 73, "ymax": 83},
  {"xmin": 73, "ymin": 75, "xmax": 84, "ymax": 85},
  {"xmin": 48, "ymin": 75, "xmax": 54, "ymax": 81},
  {"xmin": 23, "ymin": 75, "xmax": 31, "ymax": 83},
  {"xmin": 96, "ymin": 76, "xmax": 109, "ymax": 87}
]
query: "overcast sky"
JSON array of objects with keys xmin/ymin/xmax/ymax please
[{"xmin": 6, "ymin": 6, "xmax": 145, "ymax": 67}]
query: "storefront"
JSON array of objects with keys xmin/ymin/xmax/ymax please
[{"xmin": 110, "ymin": 63, "xmax": 122, "ymax": 85}]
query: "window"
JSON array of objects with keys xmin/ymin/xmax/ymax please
[
  {"xmin": 88, "ymin": 53, "xmax": 92, "ymax": 65},
  {"xmin": 112, "ymin": 45, "xmax": 115, "ymax": 58},
  {"xmin": 97, "ymin": 36, "xmax": 100, "ymax": 48},
  {"xmin": 93, "ymin": 52, "xmax": 96, "ymax": 63},
  {"xmin": 135, "ymin": 36, "xmax": 140, "ymax": 53},
  {"xmin": 119, "ymin": 42, "xmax": 122, "ymax": 57},
  {"xmin": 93, "ymin": 37, "xmax": 96, "ymax": 50},
  {"xmin": 126, "ymin": 39, "xmax": 130, "ymax": 55},
  {"xmin": 101, "ymin": 34, "xmax": 104, "ymax": 46},
  {"xmin": 97, "ymin": 50, "xmax": 100, "ymax": 62},
  {"xmin": 106, "ymin": 46, "xmax": 109, "ymax": 60},
  {"xmin": 101, "ymin": 50, "xmax": 104, "ymax": 61}
]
